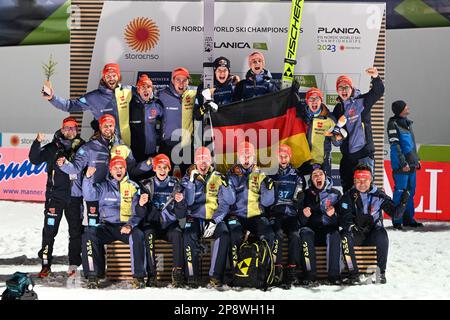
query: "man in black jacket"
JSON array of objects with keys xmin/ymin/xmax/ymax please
[
  {"xmin": 29, "ymin": 117, "xmax": 85, "ymax": 278},
  {"xmin": 299, "ymin": 164, "xmax": 343, "ymax": 285}
]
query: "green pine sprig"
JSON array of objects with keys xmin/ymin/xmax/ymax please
[{"xmin": 42, "ymin": 54, "xmax": 58, "ymax": 81}]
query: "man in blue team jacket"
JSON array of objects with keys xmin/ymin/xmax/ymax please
[{"xmin": 387, "ymin": 100, "xmax": 423, "ymax": 230}]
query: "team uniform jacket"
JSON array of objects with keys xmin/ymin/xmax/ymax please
[
  {"xmin": 158, "ymin": 83, "xmax": 196, "ymax": 148},
  {"xmin": 49, "ymin": 83, "xmax": 133, "ymax": 144},
  {"xmin": 232, "ymin": 69, "xmax": 278, "ymax": 101},
  {"xmin": 338, "ymin": 186, "xmax": 407, "ymax": 233},
  {"xmin": 387, "ymin": 116, "xmax": 420, "ymax": 173},
  {"xmin": 129, "ymin": 92, "xmax": 164, "ymax": 161},
  {"xmin": 300, "ymin": 178, "xmax": 342, "ymax": 233},
  {"xmin": 227, "ymin": 164, "xmax": 275, "ymax": 219},
  {"xmin": 269, "ymin": 165, "xmax": 304, "ymax": 217},
  {"xmin": 181, "ymin": 166, "xmax": 235, "ymax": 223},
  {"xmin": 332, "ymin": 76, "xmax": 385, "ymax": 159},
  {"xmin": 82, "ymin": 174, "xmax": 141, "ymax": 228},
  {"xmin": 298, "ymin": 104, "xmax": 341, "ymax": 165},
  {"xmin": 29, "ymin": 130, "xmax": 85, "ymax": 200},
  {"xmin": 59, "ymin": 135, "xmax": 152, "ymax": 201},
  {"xmin": 136, "ymin": 176, "xmax": 186, "ymax": 228},
  {"xmin": 194, "ymin": 78, "xmax": 235, "ymax": 120}
]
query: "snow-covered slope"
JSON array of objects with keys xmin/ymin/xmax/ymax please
[{"xmin": 0, "ymin": 201, "xmax": 449, "ymax": 300}]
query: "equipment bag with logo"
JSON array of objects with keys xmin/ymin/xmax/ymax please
[
  {"xmin": 232, "ymin": 239, "xmax": 275, "ymax": 290},
  {"xmin": 1, "ymin": 272, "xmax": 38, "ymax": 300}
]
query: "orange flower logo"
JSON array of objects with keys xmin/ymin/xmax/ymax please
[{"xmin": 124, "ymin": 17, "xmax": 160, "ymax": 52}]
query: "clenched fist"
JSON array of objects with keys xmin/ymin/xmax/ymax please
[
  {"xmin": 139, "ymin": 193, "xmax": 149, "ymax": 206},
  {"xmin": 56, "ymin": 157, "xmax": 66, "ymax": 167},
  {"xmin": 303, "ymin": 207, "xmax": 312, "ymax": 218},
  {"xmin": 86, "ymin": 166, "xmax": 97, "ymax": 178},
  {"xmin": 365, "ymin": 67, "xmax": 379, "ymax": 78},
  {"xmin": 174, "ymin": 193, "xmax": 184, "ymax": 203}
]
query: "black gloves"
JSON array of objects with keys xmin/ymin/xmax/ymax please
[{"xmin": 400, "ymin": 189, "xmax": 410, "ymax": 206}]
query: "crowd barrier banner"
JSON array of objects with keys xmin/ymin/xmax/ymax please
[
  {"xmin": 1, "ymin": 132, "xmax": 53, "ymax": 148},
  {"xmin": 384, "ymin": 160, "xmax": 450, "ymax": 221},
  {"xmin": 0, "ymin": 147, "xmax": 47, "ymax": 202}
]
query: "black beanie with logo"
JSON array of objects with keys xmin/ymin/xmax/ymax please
[{"xmin": 392, "ymin": 100, "xmax": 407, "ymax": 116}]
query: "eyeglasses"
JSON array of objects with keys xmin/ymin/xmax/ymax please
[
  {"xmin": 337, "ymin": 85, "xmax": 351, "ymax": 91},
  {"xmin": 62, "ymin": 126, "xmax": 77, "ymax": 132},
  {"xmin": 308, "ymin": 97, "xmax": 321, "ymax": 103}
]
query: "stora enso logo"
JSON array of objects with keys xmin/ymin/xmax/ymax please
[{"xmin": 124, "ymin": 17, "xmax": 160, "ymax": 52}]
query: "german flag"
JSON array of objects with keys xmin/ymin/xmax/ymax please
[{"xmin": 210, "ymin": 82, "xmax": 311, "ymax": 173}]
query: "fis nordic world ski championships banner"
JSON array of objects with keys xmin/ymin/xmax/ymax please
[{"xmin": 86, "ymin": 1, "xmax": 384, "ymax": 98}]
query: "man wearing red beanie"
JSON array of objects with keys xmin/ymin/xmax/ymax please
[
  {"xmin": 136, "ymin": 153, "xmax": 187, "ymax": 287},
  {"xmin": 158, "ymin": 67, "xmax": 196, "ymax": 177},
  {"xmin": 42, "ymin": 62, "xmax": 133, "ymax": 146},
  {"xmin": 180, "ymin": 146, "xmax": 234, "ymax": 288},
  {"xmin": 332, "ymin": 67, "xmax": 385, "ymax": 192},
  {"xmin": 57, "ymin": 113, "xmax": 153, "ymax": 232},
  {"xmin": 268, "ymin": 144, "xmax": 305, "ymax": 287},
  {"xmin": 297, "ymin": 87, "xmax": 346, "ymax": 177},
  {"xmin": 81, "ymin": 156, "xmax": 146, "ymax": 289},
  {"xmin": 29, "ymin": 117, "xmax": 85, "ymax": 278},
  {"xmin": 129, "ymin": 74, "xmax": 164, "ymax": 165}
]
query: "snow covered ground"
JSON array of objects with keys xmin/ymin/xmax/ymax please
[{"xmin": 0, "ymin": 200, "xmax": 449, "ymax": 300}]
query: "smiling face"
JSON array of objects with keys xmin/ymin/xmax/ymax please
[
  {"xmin": 249, "ymin": 56, "xmax": 264, "ymax": 75},
  {"xmin": 104, "ymin": 72, "xmax": 119, "ymax": 90},
  {"xmin": 337, "ymin": 82, "xmax": 353, "ymax": 101},
  {"xmin": 110, "ymin": 164, "xmax": 126, "ymax": 181},
  {"xmin": 137, "ymin": 84, "xmax": 153, "ymax": 101},
  {"xmin": 239, "ymin": 152, "xmax": 255, "ymax": 169},
  {"xmin": 155, "ymin": 163, "xmax": 170, "ymax": 180},
  {"xmin": 278, "ymin": 153, "xmax": 290, "ymax": 169},
  {"xmin": 354, "ymin": 176, "xmax": 371, "ymax": 193},
  {"xmin": 307, "ymin": 94, "xmax": 322, "ymax": 113},
  {"xmin": 172, "ymin": 75, "xmax": 189, "ymax": 95},
  {"xmin": 99, "ymin": 121, "xmax": 115, "ymax": 140},
  {"xmin": 196, "ymin": 160, "xmax": 210, "ymax": 175},
  {"xmin": 215, "ymin": 67, "xmax": 229, "ymax": 84},
  {"xmin": 61, "ymin": 126, "xmax": 77, "ymax": 140},
  {"xmin": 311, "ymin": 169, "xmax": 326, "ymax": 190}
]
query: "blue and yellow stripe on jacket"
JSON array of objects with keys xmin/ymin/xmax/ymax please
[{"xmin": 118, "ymin": 176, "xmax": 138, "ymax": 222}]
